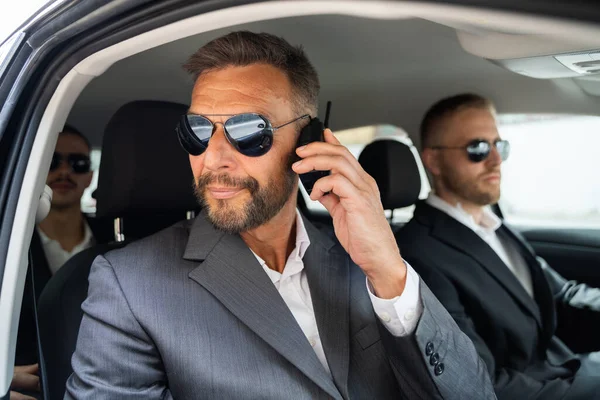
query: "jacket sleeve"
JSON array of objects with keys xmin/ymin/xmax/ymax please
[
  {"xmin": 407, "ymin": 257, "xmax": 582, "ymax": 400},
  {"xmin": 376, "ymin": 276, "xmax": 496, "ymax": 400},
  {"xmin": 538, "ymin": 256, "xmax": 600, "ymax": 311},
  {"xmin": 65, "ymin": 255, "xmax": 173, "ymax": 400}
]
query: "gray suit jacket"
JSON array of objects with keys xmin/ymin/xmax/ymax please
[{"xmin": 65, "ymin": 214, "xmax": 494, "ymax": 399}]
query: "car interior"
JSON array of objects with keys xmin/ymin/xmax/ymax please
[{"xmin": 4, "ymin": 1, "xmax": 600, "ymax": 398}]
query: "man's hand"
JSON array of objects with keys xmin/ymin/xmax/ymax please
[
  {"xmin": 292, "ymin": 129, "xmax": 407, "ymax": 299},
  {"xmin": 10, "ymin": 364, "xmax": 39, "ymax": 400}
]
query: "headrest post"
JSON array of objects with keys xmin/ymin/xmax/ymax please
[
  {"xmin": 113, "ymin": 218, "xmax": 125, "ymax": 242},
  {"xmin": 186, "ymin": 211, "xmax": 196, "ymax": 220}
]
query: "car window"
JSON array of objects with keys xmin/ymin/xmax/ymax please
[
  {"xmin": 498, "ymin": 114, "xmax": 600, "ymax": 229},
  {"xmin": 81, "ymin": 148, "xmax": 101, "ymax": 213},
  {"xmin": 0, "ymin": 0, "xmax": 54, "ymax": 42},
  {"xmin": 300, "ymin": 125, "xmax": 431, "ymax": 223}
]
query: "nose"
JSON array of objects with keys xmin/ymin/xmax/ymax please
[
  {"xmin": 55, "ymin": 159, "xmax": 72, "ymax": 175},
  {"xmin": 486, "ymin": 144, "xmax": 503, "ymax": 166},
  {"xmin": 202, "ymin": 124, "xmax": 236, "ymax": 171}
]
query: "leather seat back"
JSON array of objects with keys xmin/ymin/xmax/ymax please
[{"xmin": 38, "ymin": 100, "xmax": 197, "ymax": 400}]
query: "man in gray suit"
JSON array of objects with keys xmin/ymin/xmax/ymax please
[{"xmin": 66, "ymin": 31, "xmax": 494, "ymax": 399}]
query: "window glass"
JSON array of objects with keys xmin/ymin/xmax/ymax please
[
  {"xmin": 0, "ymin": 0, "xmax": 55, "ymax": 42},
  {"xmin": 81, "ymin": 149, "xmax": 101, "ymax": 214},
  {"xmin": 300, "ymin": 125, "xmax": 431, "ymax": 222},
  {"xmin": 498, "ymin": 114, "xmax": 600, "ymax": 228}
]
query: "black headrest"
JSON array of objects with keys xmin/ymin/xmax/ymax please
[
  {"xmin": 358, "ymin": 139, "xmax": 421, "ymax": 209},
  {"xmin": 95, "ymin": 101, "xmax": 198, "ymax": 218}
]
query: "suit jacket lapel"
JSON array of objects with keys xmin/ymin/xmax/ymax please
[
  {"xmin": 30, "ymin": 229, "xmax": 53, "ymax": 299},
  {"xmin": 184, "ymin": 214, "xmax": 342, "ymax": 400},
  {"xmin": 499, "ymin": 224, "xmax": 556, "ymax": 339},
  {"xmin": 303, "ymin": 218, "xmax": 350, "ymax": 399},
  {"xmin": 415, "ymin": 202, "xmax": 543, "ymax": 327}
]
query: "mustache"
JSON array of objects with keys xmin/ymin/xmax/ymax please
[
  {"xmin": 195, "ymin": 173, "xmax": 259, "ymax": 194},
  {"xmin": 49, "ymin": 177, "xmax": 76, "ymax": 186}
]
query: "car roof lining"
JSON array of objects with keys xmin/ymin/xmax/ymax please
[
  {"xmin": 71, "ymin": 1, "xmax": 600, "ymax": 78},
  {"xmin": 63, "ymin": 2, "xmax": 600, "ymax": 147}
]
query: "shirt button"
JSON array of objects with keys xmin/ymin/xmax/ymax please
[
  {"xmin": 309, "ymin": 338, "xmax": 317, "ymax": 347},
  {"xmin": 379, "ymin": 312, "xmax": 391, "ymax": 322},
  {"xmin": 404, "ymin": 308, "xmax": 416, "ymax": 321}
]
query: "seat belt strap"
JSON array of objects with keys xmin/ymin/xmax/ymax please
[{"xmin": 28, "ymin": 251, "xmax": 49, "ymax": 397}]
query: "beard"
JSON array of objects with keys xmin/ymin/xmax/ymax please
[
  {"xmin": 194, "ymin": 152, "xmax": 297, "ymax": 234},
  {"xmin": 441, "ymin": 167, "xmax": 501, "ymax": 206}
]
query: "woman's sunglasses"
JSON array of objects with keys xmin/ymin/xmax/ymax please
[
  {"xmin": 50, "ymin": 152, "xmax": 91, "ymax": 174},
  {"xmin": 430, "ymin": 139, "xmax": 510, "ymax": 163},
  {"xmin": 176, "ymin": 113, "xmax": 310, "ymax": 157}
]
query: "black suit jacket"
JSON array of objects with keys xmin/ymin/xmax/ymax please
[
  {"xmin": 15, "ymin": 216, "xmax": 109, "ymax": 365},
  {"xmin": 15, "ymin": 231, "xmax": 54, "ymax": 365},
  {"xmin": 396, "ymin": 201, "xmax": 600, "ymax": 400}
]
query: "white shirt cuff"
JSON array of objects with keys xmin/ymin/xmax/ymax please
[{"xmin": 366, "ymin": 262, "xmax": 423, "ymax": 336}]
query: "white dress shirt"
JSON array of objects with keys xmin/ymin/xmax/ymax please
[
  {"xmin": 251, "ymin": 210, "xmax": 423, "ymax": 373},
  {"xmin": 37, "ymin": 221, "xmax": 95, "ymax": 275},
  {"xmin": 426, "ymin": 194, "xmax": 534, "ymax": 298}
]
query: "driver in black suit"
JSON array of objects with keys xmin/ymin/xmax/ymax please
[{"xmin": 396, "ymin": 93, "xmax": 600, "ymax": 400}]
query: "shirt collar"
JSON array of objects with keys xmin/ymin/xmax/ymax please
[
  {"xmin": 37, "ymin": 226, "xmax": 52, "ymax": 244},
  {"xmin": 426, "ymin": 193, "xmax": 501, "ymax": 234},
  {"xmin": 251, "ymin": 209, "xmax": 311, "ymax": 281},
  {"xmin": 37, "ymin": 218, "xmax": 95, "ymax": 247},
  {"xmin": 293, "ymin": 208, "xmax": 311, "ymax": 261}
]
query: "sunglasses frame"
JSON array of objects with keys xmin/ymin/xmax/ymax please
[
  {"xmin": 50, "ymin": 152, "xmax": 92, "ymax": 174},
  {"xmin": 177, "ymin": 113, "xmax": 310, "ymax": 157},
  {"xmin": 429, "ymin": 139, "xmax": 510, "ymax": 163}
]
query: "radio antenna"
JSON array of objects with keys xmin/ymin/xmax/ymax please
[{"xmin": 324, "ymin": 101, "xmax": 332, "ymax": 129}]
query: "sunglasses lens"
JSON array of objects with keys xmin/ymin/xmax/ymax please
[
  {"xmin": 496, "ymin": 140, "xmax": 510, "ymax": 161},
  {"xmin": 50, "ymin": 153, "xmax": 61, "ymax": 171},
  {"xmin": 225, "ymin": 114, "xmax": 273, "ymax": 157},
  {"xmin": 178, "ymin": 114, "xmax": 275, "ymax": 157},
  {"xmin": 69, "ymin": 154, "xmax": 91, "ymax": 174},
  {"xmin": 466, "ymin": 140, "xmax": 491, "ymax": 162},
  {"xmin": 187, "ymin": 115, "xmax": 214, "ymax": 144}
]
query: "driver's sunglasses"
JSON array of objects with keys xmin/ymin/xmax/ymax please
[
  {"xmin": 176, "ymin": 113, "xmax": 310, "ymax": 157},
  {"xmin": 50, "ymin": 152, "xmax": 91, "ymax": 174},
  {"xmin": 430, "ymin": 139, "xmax": 510, "ymax": 163}
]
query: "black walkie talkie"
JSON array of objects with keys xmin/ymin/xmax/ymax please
[{"xmin": 297, "ymin": 101, "xmax": 332, "ymax": 195}]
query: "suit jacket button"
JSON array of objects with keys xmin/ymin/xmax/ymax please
[
  {"xmin": 425, "ymin": 342, "xmax": 434, "ymax": 356},
  {"xmin": 434, "ymin": 363, "xmax": 445, "ymax": 376},
  {"xmin": 429, "ymin": 352, "xmax": 440, "ymax": 366}
]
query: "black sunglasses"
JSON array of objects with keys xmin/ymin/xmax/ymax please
[
  {"xmin": 50, "ymin": 152, "xmax": 91, "ymax": 174},
  {"xmin": 176, "ymin": 113, "xmax": 310, "ymax": 157},
  {"xmin": 430, "ymin": 139, "xmax": 510, "ymax": 163}
]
